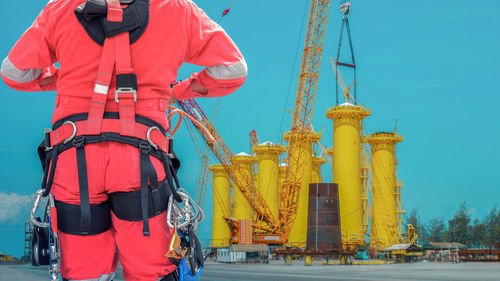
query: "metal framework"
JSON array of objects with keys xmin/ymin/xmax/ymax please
[
  {"xmin": 178, "ymin": 99, "xmax": 277, "ymax": 231},
  {"xmin": 279, "ymin": 0, "xmax": 331, "ymax": 236},
  {"xmin": 335, "ymin": 13, "xmax": 357, "ymax": 104}
]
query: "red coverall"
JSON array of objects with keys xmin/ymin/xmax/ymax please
[{"xmin": 1, "ymin": 0, "xmax": 246, "ymax": 280}]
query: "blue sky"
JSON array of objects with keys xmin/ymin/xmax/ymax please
[{"xmin": 0, "ymin": 0, "xmax": 499, "ymax": 258}]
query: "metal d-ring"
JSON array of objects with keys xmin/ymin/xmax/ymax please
[
  {"xmin": 147, "ymin": 126, "xmax": 160, "ymax": 150},
  {"xmin": 62, "ymin": 121, "xmax": 77, "ymax": 144}
]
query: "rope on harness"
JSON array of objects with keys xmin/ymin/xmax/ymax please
[{"xmin": 167, "ymin": 107, "xmax": 215, "ymax": 143}]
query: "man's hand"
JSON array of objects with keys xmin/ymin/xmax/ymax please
[
  {"xmin": 39, "ymin": 76, "xmax": 55, "ymax": 87},
  {"xmin": 191, "ymin": 81, "xmax": 208, "ymax": 95}
]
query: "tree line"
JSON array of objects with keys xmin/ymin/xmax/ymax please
[{"xmin": 405, "ymin": 203, "xmax": 500, "ymax": 248}]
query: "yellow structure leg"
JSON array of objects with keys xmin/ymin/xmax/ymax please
[
  {"xmin": 367, "ymin": 132, "xmax": 403, "ymax": 250},
  {"xmin": 254, "ymin": 142, "xmax": 286, "ymax": 220},
  {"xmin": 209, "ymin": 165, "xmax": 231, "ymax": 248},
  {"xmin": 326, "ymin": 104, "xmax": 370, "ymax": 246},
  {"xmin": 231, "ymin": 153, "xmax": 256, "ymax": 221}
]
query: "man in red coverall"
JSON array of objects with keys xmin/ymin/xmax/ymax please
[{"xmin": 1, "ymin": 0, "xmax": 246, "ymax": 280}]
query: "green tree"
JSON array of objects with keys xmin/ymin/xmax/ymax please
[
  {"xmin": 427, "ymin": 217, "xmax": 446, "ymax": 242},
  {"xmin": 447, "ymin": 203, "xmax": 471, "ymax": 245},
  {"xmin": 469, "ymin": 218, "xmax": 487, "ymax": 248},
  {"xmin": 405, "ymin": 208, "xmax": 426, "ymax": 243},
  {"xmin": 485, "ymin": 205, "xmax": 500, "ymax": 243}
]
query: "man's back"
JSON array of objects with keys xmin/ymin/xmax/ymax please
[{"xmin": 1, "ymin": 1, "xmax": 246, "ymax": 280}]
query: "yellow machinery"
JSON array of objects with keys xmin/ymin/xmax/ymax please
[
  {"xmin": 209, "ymin": 164, "xmax": 231, "ymax": 248},
  {"xmin": 312, "ymin": 156, "xmax": 327, "ymax": 183},
  {"xmin": 326, "ymin": 104, "xmax": 370, "ymax": 246},
  {"xmin": 253, "ymin": 142, "xmax": 286, "ymax": 220},
  {"xmin": 231, "ymin": 153, "xmax": 256, "ymax": 221},
  {"xmin": 367, "ymin": 132, "xmax": 403, "ymax": 249},
  {"xmin": 403, "ymin": 224, "xmax": 418, "ymax": 245}
]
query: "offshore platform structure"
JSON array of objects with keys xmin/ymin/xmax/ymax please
[{"xmin": 182, "ymin": 0, "xmax": 408, "ymax": 259}]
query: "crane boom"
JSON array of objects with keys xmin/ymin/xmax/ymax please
[
  {"xmin": 280, "ymin": 0, "xmax": 331, "ymax": 235},
  {"xmin": 178, "ymin": 99, "xmax": 278, "ymax": 231}
]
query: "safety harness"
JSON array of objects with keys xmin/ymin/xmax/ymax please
[{"xmin": 38, "ymin": 0, "xmax": 181, "ymax": 237}]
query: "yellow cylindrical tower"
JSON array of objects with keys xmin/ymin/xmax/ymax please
[
  {"xmin": 231, "ymin": 153, "xmax": 256, "ymax": 221},
  {"xmin": 209, "ymin": 165, "xmax": 231, "ymax": 248},
  {"xmin": 284, "ymin": 132, "xmax": 322, "ymax": 247},
  {"xmin": 253, "ymin": 142, "xmax": 286, "ymax": 220},
  {"xmin": 311, "ymin": 156, "xmax": 327, "ymax": 183},
  {"xmin": 367, "ymin": 132, "xmax": 403, "ymax": 250},
  {"xmin": 326, "ymin": 103, "xmax": 370, "ymax": 246}
]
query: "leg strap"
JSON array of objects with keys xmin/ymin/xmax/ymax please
[
  {"xmin": 109, "ymin": 178, "xmax": 171, "ymax": 222},
  {"xmin": 55, "ymin": 200, "xmax": 111, "ymax": 236}
]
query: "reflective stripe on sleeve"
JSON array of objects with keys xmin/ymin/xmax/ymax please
[
  {"xmin": 206, "ymin": 59, "xmax": 247, "ymax": 80},
  {"xmin": 1, "ymin": 57, "xmax": 43, "ymax": 83}
]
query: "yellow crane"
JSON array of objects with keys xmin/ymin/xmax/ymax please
[{"xmin": 279, "ymin": 0, "xmax": 331, "ymax": 239}]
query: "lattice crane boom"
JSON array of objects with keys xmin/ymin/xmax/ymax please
[
  {"xmin": 280, "ymin": 0, "xmax": 331, "ymax": 235},
  {"xmin": 178, "ymin": 99, "xmax": 278, "ymax": 231}
]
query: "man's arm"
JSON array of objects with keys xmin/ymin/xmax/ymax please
[
  {"xmin": 1, "ymin": 3, "xmax": 58, "ymax": 92},
  {"xmin": 172, "ymin": 1, "xmax": 247, "ymax": 100}
]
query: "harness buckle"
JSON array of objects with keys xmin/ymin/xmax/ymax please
[
  {"xmin": 114, "ymin": 87, "xmax": 137, "ymax": 103},
  {"xmin": 146, "ymin": 126, "xmax": 161, "ymax": 150},
  {"xmin": 139, "ymin": 141, "xmax": 152, "ymax": 155},
  {"xmin": 72, "ymin": 135, "xmax": 86, "ymax": 149},
  {"xmin": 63, "ymin": 121, "xmax": 77, "ymax": 144},
  {"xmin": 44, "ymin": 128, "xmax": 53, "ymax": 151}
]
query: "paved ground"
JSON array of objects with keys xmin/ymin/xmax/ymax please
[
  {"xmin": 1, "ymin": 261, "xmax": 499, "ymax": 281},
  {"xmin": 202, "ymin": 261, "xmax": 500, "ymax": 281}
]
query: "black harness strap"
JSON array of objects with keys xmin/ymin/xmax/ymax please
[
  {"xmin": 55, "ymin": 200, "xmax": 111, "ymax": 236},
  {"xmin": 109, "ymin": 178, "xmax": 171, "ymax": 221},
  {"xmin": 42, "ymin": 146, "xmax": 59, "ymax": 197},
  {"xmin": 161, "ymin": 153, "xmax": 182, "ymax": 203},
  {"xmin": 139, "ymin": 140, "xmax": 158, "ymax": 236},
  {"xmin": 73, "ymin": 136, "xmax": 92, "ymax": 231}
]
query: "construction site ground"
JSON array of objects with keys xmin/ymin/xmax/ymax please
[{"xmin": 1, "ymin": 261, "xmax": 499, "ymax": 281}]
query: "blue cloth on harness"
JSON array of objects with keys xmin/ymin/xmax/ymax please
[{"xmin": 179, "ymin": 258, "xmax": 203, "ymax": 281}]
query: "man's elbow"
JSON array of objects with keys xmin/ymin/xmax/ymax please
[
  {"xmin": 206, "ymin": 58, "xmax": 247, "ymax": 81},
  {"xmin": 1, "ymin": 56, "xmax": 43, "ymax": 87}
]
